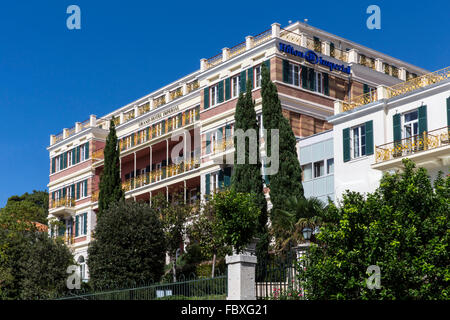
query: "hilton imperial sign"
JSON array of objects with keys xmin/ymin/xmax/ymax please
[{"xmin": 278, "ymin": 42, "xmax": 351, "ymax": 75}]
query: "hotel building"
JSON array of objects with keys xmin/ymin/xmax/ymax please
[{"xmin": 47, "ymin": 21, "xmax": 427, "ymax": 280}]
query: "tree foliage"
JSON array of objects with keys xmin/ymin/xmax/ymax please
[
  {"xmin": 213, "ymin": 189, "xmax": 260, "ymax": 254},
  {"xmin": 0, "ymin": 218, "xmax": 73, "ymax": 299},
  {"xmin": 87, "ymin": 201, "xmax": 166, "ymax": 289},
  {"xmin": 260, "ymin": 63, "xmax": 304, "ymax": 220},
  {"xmin": 298, "ymin": 159, "xmax": 450, "ymax": 300},
  {"xmin": 98, "ymin": 118, "xmax": 124, "ymax": 215},
  {"xmin": 232, "ymin": 79, "xmax": 269, "ymax": 261},
  {"xmin": 272, "ymin": 196, "xmax": 326, "ymax": 252},
  {"xmin": 1, "ymin": 190, "xmax": 49, "ymax": 225}
]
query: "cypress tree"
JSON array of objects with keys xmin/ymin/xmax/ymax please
[
  {"xmin": 231, "ymin": 79, "xmax": 268, "ymax": 260},
  {"xmin": 260, "ymin": 63, "xmax": 304, "ymax": 226},
  {"xmin": 98, "ymin": 118, "xmax": 124, "ymax": 215}
]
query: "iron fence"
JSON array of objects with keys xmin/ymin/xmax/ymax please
[
  {"xmin": 255, "ymin": 250, "xmax": 305, "ymax": 300},
  {"xmin": 54, "ymin": 273, "xmax": 227, "ymax": 300}
]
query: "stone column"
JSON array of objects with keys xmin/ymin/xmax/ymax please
[
  {"xmin": 375, "ymin": 59, "xmax": 384, "ymax": 73},
  {"xmin": 75, "ymin": 122, "xmax": 82, "ymax": 133},
  {"xmin": 348, "ymin": 49, "xmax": 359, "ymax": 64},
  {"xmin": 226, "ymin": 253, "xmax": 257, "ymax": 300},
  {"xmin": 399, "ymin": 68, "xmax": 407, "ymax": 81},
  {"xmin": 271, "ymin": 23, "xmax": 280, "ymax": 38},
  {"xmin": 323, "ymin": 41, "xmax": 330, "ymax": 56},
  {"xmin": 334, "ymin": 100, "xmax": 344, "ymax": 114},
  {"xmin": 200, "ymin": 58, "xmax": 207, "ymax": 71},
  {"xmin": 90, "ymin": 115, "xmax": 97, "ymax": 127},
  {"xmin": 377, "ymin": 85, "xmax": 389, "ymax": 100},
  {"xmin": 245, "ymin": 36, "xmax": 254, "ymax": 50},
  {"xmin": 222, "ymin": 48, "xmax": 230, "ymax": 62},
  {"xmin": 50, "ymin": 135, "xmax": 56, "ymax": 145}
]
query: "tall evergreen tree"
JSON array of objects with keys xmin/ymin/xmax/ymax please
[
  {"xmin": 98, "ymin": 118, "xmax": 124, "ymax": 214},
  {"xmin": 260, "ymin": 63, "xmax": 304, "ymax": 228},
  {"xmin": 231, "ymin": 79, "xmax": 268, "ymax": 260}
]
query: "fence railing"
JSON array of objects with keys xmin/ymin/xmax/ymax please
[
  {"xmin": 255, "ymin": 251, "xmax": 305, "ymax": 300},
  {"xmin": 50, "ymin": 198, "xmax": 76, "ymax": 209},
  {"xmin": 375, "ymin": 126, "xmax": 450, "ymax": 164},
  {"xmin": 54, "ymin": 273, "xmax": 227, "ymax": 300}
]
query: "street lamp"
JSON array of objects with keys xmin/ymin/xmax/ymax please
[{"xmin": 302, "ymin": 227, "xmax": 313, "ymax": 241}]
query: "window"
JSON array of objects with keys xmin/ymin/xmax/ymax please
[
  {"xmin": 288, "ymin": 63, "xmax": 301, "ymax": 87},
  {"xmin": 352, "ymin": 124, "xmax": 366, "ymax": 158},
  {"xmin": 302, "ymin": 163, "xmax": 312, "ymax": 181},
  {"xmin": 210, "ymin": 84, "xmax": 219, "ymax": 106},
  {"xmin": 313, "ymin": 161, "xmax": 324, "ymax": 178},
  {"xmin": 231, "ymin": 75, "xmax": 240, "ymax": 98},
  {"xmin": 316, "ymin": 72, "xmax": 323, "ymax": 94},
  {"xmin": 327, "ymin": 158, "xmax": 334, "ymax": 174},
  {"xmin": 76, "ymin": 213, "xmax": 87, "ymax": 236},
  {"xmin": 78, "ymin": 256, "xmax": 86, "ymax": 281},
  {"xmin": 403, "ymin": 110, "xmax": 419, "ymax": 139},
  {"xmin": 255, "ymin": 66, "xmax": 262, "ymax": 88}
]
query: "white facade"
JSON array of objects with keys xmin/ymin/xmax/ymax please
[
  {"xmin": 329, "ymin": 79, "xmax": 450, "ymax": 203},
  {"xmin": 297, "ymin": 130, "xmax": 334, "ymax": 203}
]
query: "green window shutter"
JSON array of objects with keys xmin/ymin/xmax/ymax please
[
  {"xmin": 84, "ymin": 180, "xmax": 88, "ymax": 197},
  {"xmin": 71, "ymin": 184, "xmax": 75, "ymax": 199},
  {"xmin": 177, "ymin": 113, "xmax": 182, "ymax": 127},
  {"xmin": 51, "ymin": 158, "xmax": 55, "ymax": 174},
  {"xmin": 195, "ymin": 105, "xmax": 200, "ymax": 120},
  {"xmin": 206, "ymin": 132, "xmax": 211, "ymax": 154},
  {"xmin": 363, "ymin": 84, "xmax": 369, "ymax": 95},
  {"xmin": 62, "ymin": 187, "xmax": 66, "ymax": 198},
  {"xmin": 393, "ymin": 113, "xmax": 402, "ymax": 142},
  {"xmin": 75, "ymin": 216, "xmax": 79, "ymax": 237},
  {"xmin": 76, "ymin": 182, "xmax": 80, "ymax": 200},
  {"xmin": 205, "ymin": 174, "xmax": 210, "ymax": 195},
  {"xmin": 240, "ymin": 70, "xmax": 246, "ymax": 93},
  {"xmin": 218, "ymin": 170, "xmax": 224, "ymax": 189},
  {"xmin": 131, "ymin": 134, "xmax": 135, "ymax": 147},
  {"xmin": 308, "ymin": 68, "xmax": 315, "ymax": 91},
  {"xmin": 71, "ymin": 149, "xmax": 75, "ymax": 166},
  {"xmin": 204, "ymin": 87, "xmax": 209, "ymax": 109},
  {"xmin": 447, "ymin": 97, "xmax": 450, "ymax": 126},
  {"xmin": 343, "ymin": 128, "xmax": 350, "ymax": 162},
  {"xmin": 365, "ymin": 121, "xmax": 374, "ymax": 155},
  {"xmin": 85, "ymin": 142, "xmax": 89, "ymax": 159},
  {"xmin": 418, "ymin": 105, "xmax": 427, "ymax": 135},
  {"xmin": 323, "ymin": 73, "xmax": 329, "ymax": 96},
  {"xmin": 225, "ymin": 77, "xmax": 231, "ymax": 100},
  {"xmin": 301, "ymin": 66, "xmax": 308, "ymax": 88},
  {"xmin": 77, "ymin": 146, "xmax": 81, "ymax": 163},
  {"xmin": 264, "ymin": 59, "xmax": 271, "ymax": 79},
  {"xmin": 218, "ymin": 80, "xmax": 224, "ymax": 103},
  {"xmin": 58, "ymin": 222, "xmax": 65, "ymax": 236},
  {"xmin": 224, "ymin": 167, "xmax": 232, "ymax": 187},
  {"xmin": 63, "ymin": 152, "xmax": 67, "ymax": 169},
  {"xmin": 162, "ymin": 119, "xmax": 166, "ymax": 134},
  {"xmin": 282, "ymin": 59, "xmax": 289, "ymax": 83},
  {"xmin": 247, "ymin": 67, "xmax": 254, "ymax": 89},
  {"xmin": 225, "ymin": 124, "xmax": 231, "ymax": 138},
  {"xmin": 83, "ymin": 213, "xmax": 87, "ymax": 235}
]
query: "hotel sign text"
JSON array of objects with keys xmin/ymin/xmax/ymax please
[
  {"xmin": 139, "ymin": 105, "xmax": 180, "ymax": 127},
  {"xmin": 278, "ymin": 42, "xmax": 351, "ymax": 74}
]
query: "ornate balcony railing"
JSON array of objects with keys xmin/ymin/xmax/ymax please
[
  {"xmin": 229, "ymin": 41, "xmax": 247, "ymax": 59},
  {"xmin": 50, "ymin": 198, "xmax": 76, "ymax": 209},
  {"xmin": 386, "ymin": 66, "xmax": 450, "ymax": 99},
  {"xmin": 186, "ymin": 80, "xmax": 199, "ymax": 94},
  {"xmin": 252, "ymin": 28, "xmax": 272, "ymax": 47},
  {"xmin": 91, "ymin": 190, "xmax": 99, "ymax": 202},
  {"xmin": 92, "ymin": 148, "xmax": 104, "ymax": 162},
  {"xmin": 206, "ymin": 53, "xmax": 223, "ymax": 69},
  {"xmin": 343, "ymin": 91, "xmax": 378, "ymax": 112},
  {"xmin": 375, "ymin": 126, "xmax": 450, "ymax": 164},
  {"xmin": 212, "ymin": 138, "xmax": 234, "ymax": 154},
  {"xmin": 121, "ymin": 158, "xmax": 201, "ymax": 192}
]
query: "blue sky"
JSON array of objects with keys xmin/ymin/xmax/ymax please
[{"xmin": 0, "ymin": 0, "xmax": 449, "ymax": 207}]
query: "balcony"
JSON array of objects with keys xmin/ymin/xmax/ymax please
[
  {"xmin": 49, "ymin": 198, "xmax": 76, "ymax": 215},
  {"xmin": 373, "ymin": 126, "xmax": 450, "ymax": 171},
  {"xmin": 121, "ymin": 158, "xmax": 201, "ymax": 193}
]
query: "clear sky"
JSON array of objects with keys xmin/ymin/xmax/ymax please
[{"xmin": 0, "ymin": 0, "xmax": 449, "ymax": 207}]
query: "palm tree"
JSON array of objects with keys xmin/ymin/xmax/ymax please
[{"xmin": 271, "ymin": 196, "xmax": 326, "ymax": 252}]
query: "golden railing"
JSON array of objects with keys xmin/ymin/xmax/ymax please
[
  {"xmin": 121, "ymin": 158, "xmax": 201, "ymax": 192},
  {"xmin": 279, "ymin": 29, "xmax": 301, "ymax": 45},
  {"xmin": 55, "ymin": 132, "xmax": 64, "ymax": 143},
  {"xmin": 170, "ymin": 88, "xmax": 183, "ymax": 101},
  {"xmin": 343, "ymin": 91, "xmax": 378, "ymax": 112},
  {"xmin": 375, "ymin": 126, "xmax": 450, "ymax": 164},
  {"xmin": 212, "ymin": 138, "xmax": 234, "ymax": 154},
  {"xmin": 187, "ymin": 80, "xmax": 199, "ymax": 93},
  {"xmin": 92, "ymin": 148, "xmax": 104, "ymax": 161},
  {"xmin": 154, "ymin": 95, "xmax": 166, "ymax": 109},
  {"xmin": 229, "ymin": 41, "xmax": 247, "ymax": 59},
  {"xmin": 252, "ymin": 28, "xmax": 272, "ymax": 47},
  {"xmin": 50, "ymin": 198, "xmax": 76, "ymax": 209},
  {"xmin": 387, "ymin": 66, "xmax": 450, "ymax": 99},
  {"xmin": 342, "ymin": 66, "xmax": 450, "ymax": 112},
  {"xmin": 139, "ymin": 102, "xmax": 150, "ymax": 116},
  {"xmin": 91, "ymin": 190, "xmax": 99, "ymax": 202},
  {"xmin": 124, "ymin": 110, "xmax": 135, "ymax": 122},
  {"xmin": 206, "ymin": 53, "xmax": 223, "ymax": 69}
]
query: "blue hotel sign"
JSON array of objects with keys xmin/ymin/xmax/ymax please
[{"xmin": 278, "ymin": 42, "xmax": 351, "ymax": 74}]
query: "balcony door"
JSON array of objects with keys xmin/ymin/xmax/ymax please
[{"xmin": 403, "ymin": 110, "xmax": 419, "ymax": 153}]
